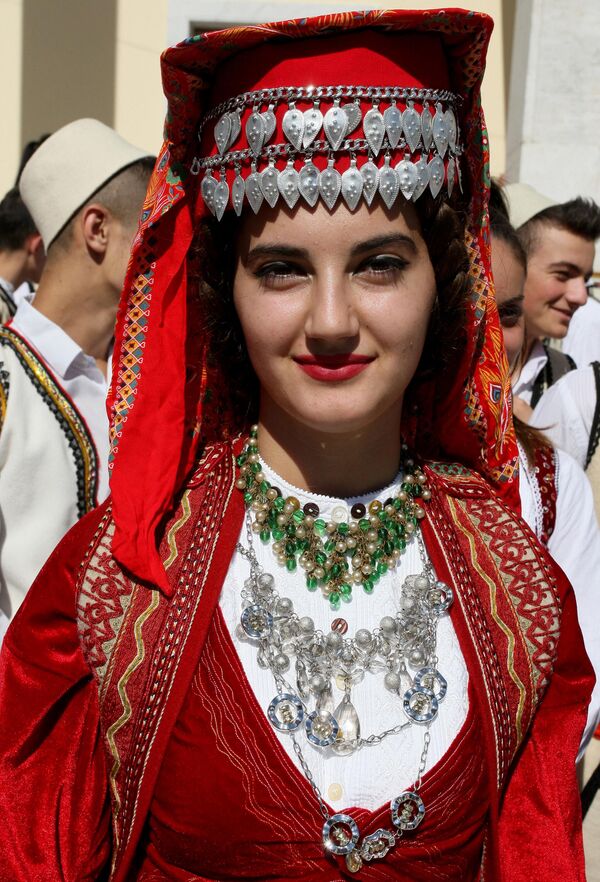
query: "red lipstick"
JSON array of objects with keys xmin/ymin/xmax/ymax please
[{"xmin": 293, "ymin": 353, "xmax": 374, "ymax": 382}]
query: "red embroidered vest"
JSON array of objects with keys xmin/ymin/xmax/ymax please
[{"xmin": 74, "ymin": 441, "xmax": 578, "ymax": 881}]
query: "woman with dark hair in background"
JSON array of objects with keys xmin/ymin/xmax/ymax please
[{"xmin": 0, "ymin": 10, "xmax": 592, "ymax": 882}]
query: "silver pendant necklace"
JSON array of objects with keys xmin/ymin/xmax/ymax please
[{"xmin": 235, "ymin": 510, "xmax": 453, "ymax": 872}]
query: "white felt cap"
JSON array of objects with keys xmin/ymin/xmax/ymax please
[
  {"xmin": 19, "ymin": 118, "xmax": 152, "ymax": 249},
  {"xmin": 503, "ymin": 182, "xmax": 557, "ymax": 230}
]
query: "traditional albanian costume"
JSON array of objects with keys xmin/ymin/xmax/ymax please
[{"xmin": 0, "ymin": 8, "xmax": 593, "ymax": 882}]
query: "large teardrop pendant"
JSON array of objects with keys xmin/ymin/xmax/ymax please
[{"xmin": 332, "ymin": 693, "xmax": 360, "ymax": 755}]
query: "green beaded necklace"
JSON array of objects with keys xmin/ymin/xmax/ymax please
[{"xmin": 236, "ymin": 426, "xmax": 431, "ymax": 608}]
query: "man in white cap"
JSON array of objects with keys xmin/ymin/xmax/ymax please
[
  {"xmin": 504, "ymin": 182, "xmax": 600, "ymax": 410},
  {"xmin": 0, "ymin": 118, "xmax": 154, "ymax": 623}
]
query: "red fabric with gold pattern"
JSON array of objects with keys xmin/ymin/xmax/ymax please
[
  {"xmin": 532, "ymin": 445, "xmax": 558, "ymax": 546},
  {"xmin": 106, "ymin": 8, "xmax": 519, "ymax": 594}
]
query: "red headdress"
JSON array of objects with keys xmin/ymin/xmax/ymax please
[{"xmin": 107, "ymin": 9, "xmax": 518, "ymax": 593}]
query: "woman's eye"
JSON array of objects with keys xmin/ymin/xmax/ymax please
[
  {"xmin": 358, "ymin": 256, "xmax": 409, "ymax": 278},
  {"xmin": 254, "ymin": 262, "xmax": 305, "ymax": 287},
  {"xmin": 498, "ymin": 301, "xmax": 523, "ymax": 328}
]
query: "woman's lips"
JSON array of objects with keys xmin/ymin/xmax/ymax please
[{"xmin": 293, "ymin": 354, "xmax": 375, "ymax": 382}]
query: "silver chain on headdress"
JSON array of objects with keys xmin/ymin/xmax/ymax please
[{"xmin": 192, "ymin": 85, "xmax": 463, "ymax": 219}]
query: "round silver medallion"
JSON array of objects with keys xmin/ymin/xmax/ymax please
[
  {"xmin": 414, "ymin": 667, "xmax": 447, "ymax": 701},
  {"xmin": 305, "ymin": 710, "xmax": 339, "ymax": 747},
  {"xmin": 390, "ymin": 791, "xmax": 426, "ymax": 831},
  {"xmin": 322, "ymin": 813, "xmax": 360, "ymax": 855},
  {"xmin": 403, "ymin": 685, "xmax": 438, "ymax": 723},
  {"xmin": 267, "ymin": 693, "xmax": 304, "ymax": 732},
  {"xmin": 426, "ymin": 581, "xmax": 454, "ymax": 614},
  {"xmin": 240, "ymin": 604, "xmax": 273, "ymax": 639}
]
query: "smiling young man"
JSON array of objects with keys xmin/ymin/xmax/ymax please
[{"xmin": 505, "ymin": 183, "xmax": 600, "ymax": 408}]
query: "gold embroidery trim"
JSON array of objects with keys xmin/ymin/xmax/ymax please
[{"xmin": 163, "ymin": 489, "xmax": 192, "ymax": 570}]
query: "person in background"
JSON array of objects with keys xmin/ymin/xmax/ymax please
[
  {"xmin": 0, "ymin": 119, "xmax": 154, "ymax": 621},
  {"xmin": 504, "ymin": 182, "xmax": 600, "ymax": 408},
  {"xmin": 0, "ymin": 188, "xmax": 44, "ymax": 321},
  {"xmin": 490, "ymin": 182, "xmax": 600, "ymax": 754}
]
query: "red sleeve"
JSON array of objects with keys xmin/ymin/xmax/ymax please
[
  {"xmin": 0, "ymin": 506, "xmax": 112, "ymax": 881},
  {"xmin": 497, "ymin": 581, "xmax": 594, "ymax": 880}
]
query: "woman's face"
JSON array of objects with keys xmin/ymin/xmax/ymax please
[
  {"xmin": 491, "ymin": 234, "xmax": 526, "ymax": 372},
  {"xmin": 233, "ymin": 199, "xmax": 436, "ymax": 437}
]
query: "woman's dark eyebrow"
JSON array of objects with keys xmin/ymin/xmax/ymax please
[
  {"xmin": 350, "ymin": 233, "xmax": 417, "ymax": 256},
  {"xmin": 246, "ymin": 234, "xmax": 416, "ymax": 263}
]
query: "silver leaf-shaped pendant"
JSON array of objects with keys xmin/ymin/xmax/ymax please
[
  {"xmin": 421, "ymin": 105, "xmax": 433, "ymax": 151},
  {"xmin": 428, "ymin": 155, "xmax": 445, "ymax": 198},
  {"xmin": 232, "ymin": 173, "xmax": 245, "ymax": 217},
  {"xmin": 412, "ymin": 158, "xmax": 430, "ymax": 202},
  {"xmin": 246, "ymin": 111, "xmax": 267, "ymax": 157},
  {"xmin": 260, "ymin": 165, "xmax": 280, "ymax": 208},
  {"xmin": 319, "ymin": 166, "xmax": 342, "ymax": 210},
  {"xmin": 360, "ymin": 160, "xmax": 379, "ymax": 206},
  {"xmin": 262, "ymin": 107, "xmax": 276, "ymax": 143},
  {"xmin": 200, "ymin": 172, "xmax": 217, "ymax": 215},
  {"xmin": 445, "ymin": 108, "xmax": 458, "ymax": 152},
  {"xmin": 303, "ymin": 106, "xmax": 323, "ymax": 148},
  {"xmin": 395, "ymin": 159, "xmax": 418, "ymax": 200},
  {"xmin": 433, "ymin": 105, "xmax": 449, "ymax": 157},
  {"xmin": 299, "ymin": 161, "xmax": 320, "ymax": 207},
  {"xmin": 214, "ymin": 113, "xmax": 232, "ymax": 156},
  {"xmin": 316, "ymin": 683, "xmax": 334, "ymax": 715},
  {"xmin": 378, "ymin": 158, "xmax": 399, "ymax": 209},
  {"xmin": 323, "ymin": 105, "xmax": 349, "ymax": 150},
  {"xmin": 344, "ymin": 101, "xmax": 362, "ymax": 134},
  {"xmin": 213, "ymin": 179, "xmax": 229, "ymax": 221},
  {"xmin": 341, "ymin": 165, "xmax": 364, "ymax": 211},
  {"xmin": 447, "ymin": 155, "xmax": 455, "ymax": 197},
  {"xmin": 245, "ymin": 171, "xmax": 264, "ymax": 214},
  {"xmin": 228, "ymin": 111, "xmax": 241, "ymax": 147},
  {"xmin": 363, "ymin": 108, "xmax": 385, "ymax": 156},
  {"xmin": 296, "ymin": 659, "xmax": 310, "ymax": 700},
  {"xmin": 402, "ymin": 105, "xmax": 422, "ymax": 153},
  {"xmin": 282, "ymin": 107, "xmax": 305, "ymax": 151},
  {"xmin": 383, "ymin": 105, "xmax": 403, "ymax": 149},
  {"xmin": 278, "ymin": 164, "xmax": 300, "ymax": 209},
  {"xmin": 456, "ymin": 156, "xmax": 463, "ymax": 193}
]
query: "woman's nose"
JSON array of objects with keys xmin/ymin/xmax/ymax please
[{"xmin": 304, "ymin": 277, "xmax": 360, "ymax": 343}]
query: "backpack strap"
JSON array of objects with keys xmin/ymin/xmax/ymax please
[{"xmin": 585, "ymin": 361, "xmax": 600, "ymax": 470}]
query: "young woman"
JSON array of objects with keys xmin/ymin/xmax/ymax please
[{"xmin": 0, "ymin": 10, "xmax": 592, "ymax": 882}]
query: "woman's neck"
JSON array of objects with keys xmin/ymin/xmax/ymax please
[{"xmin": 257, "ymin": 402, "xmax": 404, "ymax": 499}]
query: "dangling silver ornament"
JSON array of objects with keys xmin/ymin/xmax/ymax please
[
  {"xmin": 277, "ymin": 162, "xmax": 300, "ymax": 209},
  {"xmin": 319, "ymin": 162, "xmax": 342, "ymax": 210},
  {"xmin": 262, "ymin": 105, "xmax": 277, "ymax": 142},
  {"xmin": 260, "ymin": 164, "xmax": 280, "ymax": 208},
  {"xmin": 402, "ymin": 103, "xmax": 422, "ymax": 153},
  {"xmin": 390, "ymin": 791, "xmax": 426, "ymax": 831},
  {"xmin": 428, "ymin": 155, "xmax": 445, "ymax": 198},
  {"xmin": 432, "ymin": 103, "xmax": 449, "ymax": 157},
  {"xmin": 445, "ymin": 108, "xmax": 458, "ymax": 152},
  {"xmin": 232, "ymin": 173, "xmax": 245, "ymax": 217},
  {"xmin": 360, "ymin": 159, "xmax": 379, "ymax": 206},
  {"xmin": 412, "ymin": 157, "xmax": 430, "ymax": 202},
  {"xmin": 299, "ymin": 159, "xmax": 320, "ymax": 207},
  {"xmin": 245, "ymin": 169, "xmax": 264, "ymax": 214},
  {"xmin": 341, "ymin": 160, "xmax": 364, "ymax": 211},
  {"xmin": 228, "ymin": 110, "xmax": 242, "ymax": 147},
  {"xmin": 447, "ymin": 155, "xmax": 455, "ymax": 197},
  {"xmin": 363, "ymin": 106, "xmax": 385, "ymax": 155},
  {"xmin": 213, "ymin": 178, "xmax": 229, "ymax": 222},
  {"xmin": 421, "ymin": 103, "xmax": 433, "ymax": 151},
  {"xmin": 344, "ymin": 100, "xmax": 362, "ymax": 134},
  {"xmin": 378, "ymin": 156, "xmax": 399, "ymax": 209},
  {"xmin": 200, "ymin": 171, "xmax": 217, "ymax": 215},
  {"xmin": 246, "ymin": 111, "xmax": 267, "ymax": 157},
  {"xmin": 383, "ymin": 103, "xmax": 403, "ymax": 149},
  {"xmin": 331, "ymin": 693, "xmax": 360, "ymax": 755},
  {"xmin": 395, "ymin": 158, "xmax": 418, "ymax": 200},
  {"xmin": 282, "ymin": 103, "xmax": 305, "ymax": 151},
  {"xmin": 303, "ymin": 104, "xmax": 323, "ymax": 148},
  {"xmin": 214, "ymin": 113, "xmax": 232, "ymax": 156},
  {"xmin": 323, "ymin": 101, "xmax": 349, "ymax": 150}
]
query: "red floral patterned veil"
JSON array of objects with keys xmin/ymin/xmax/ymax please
[{"xmin": 107, "ymin": 9, "xmax": 518, "ymax": 593}]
